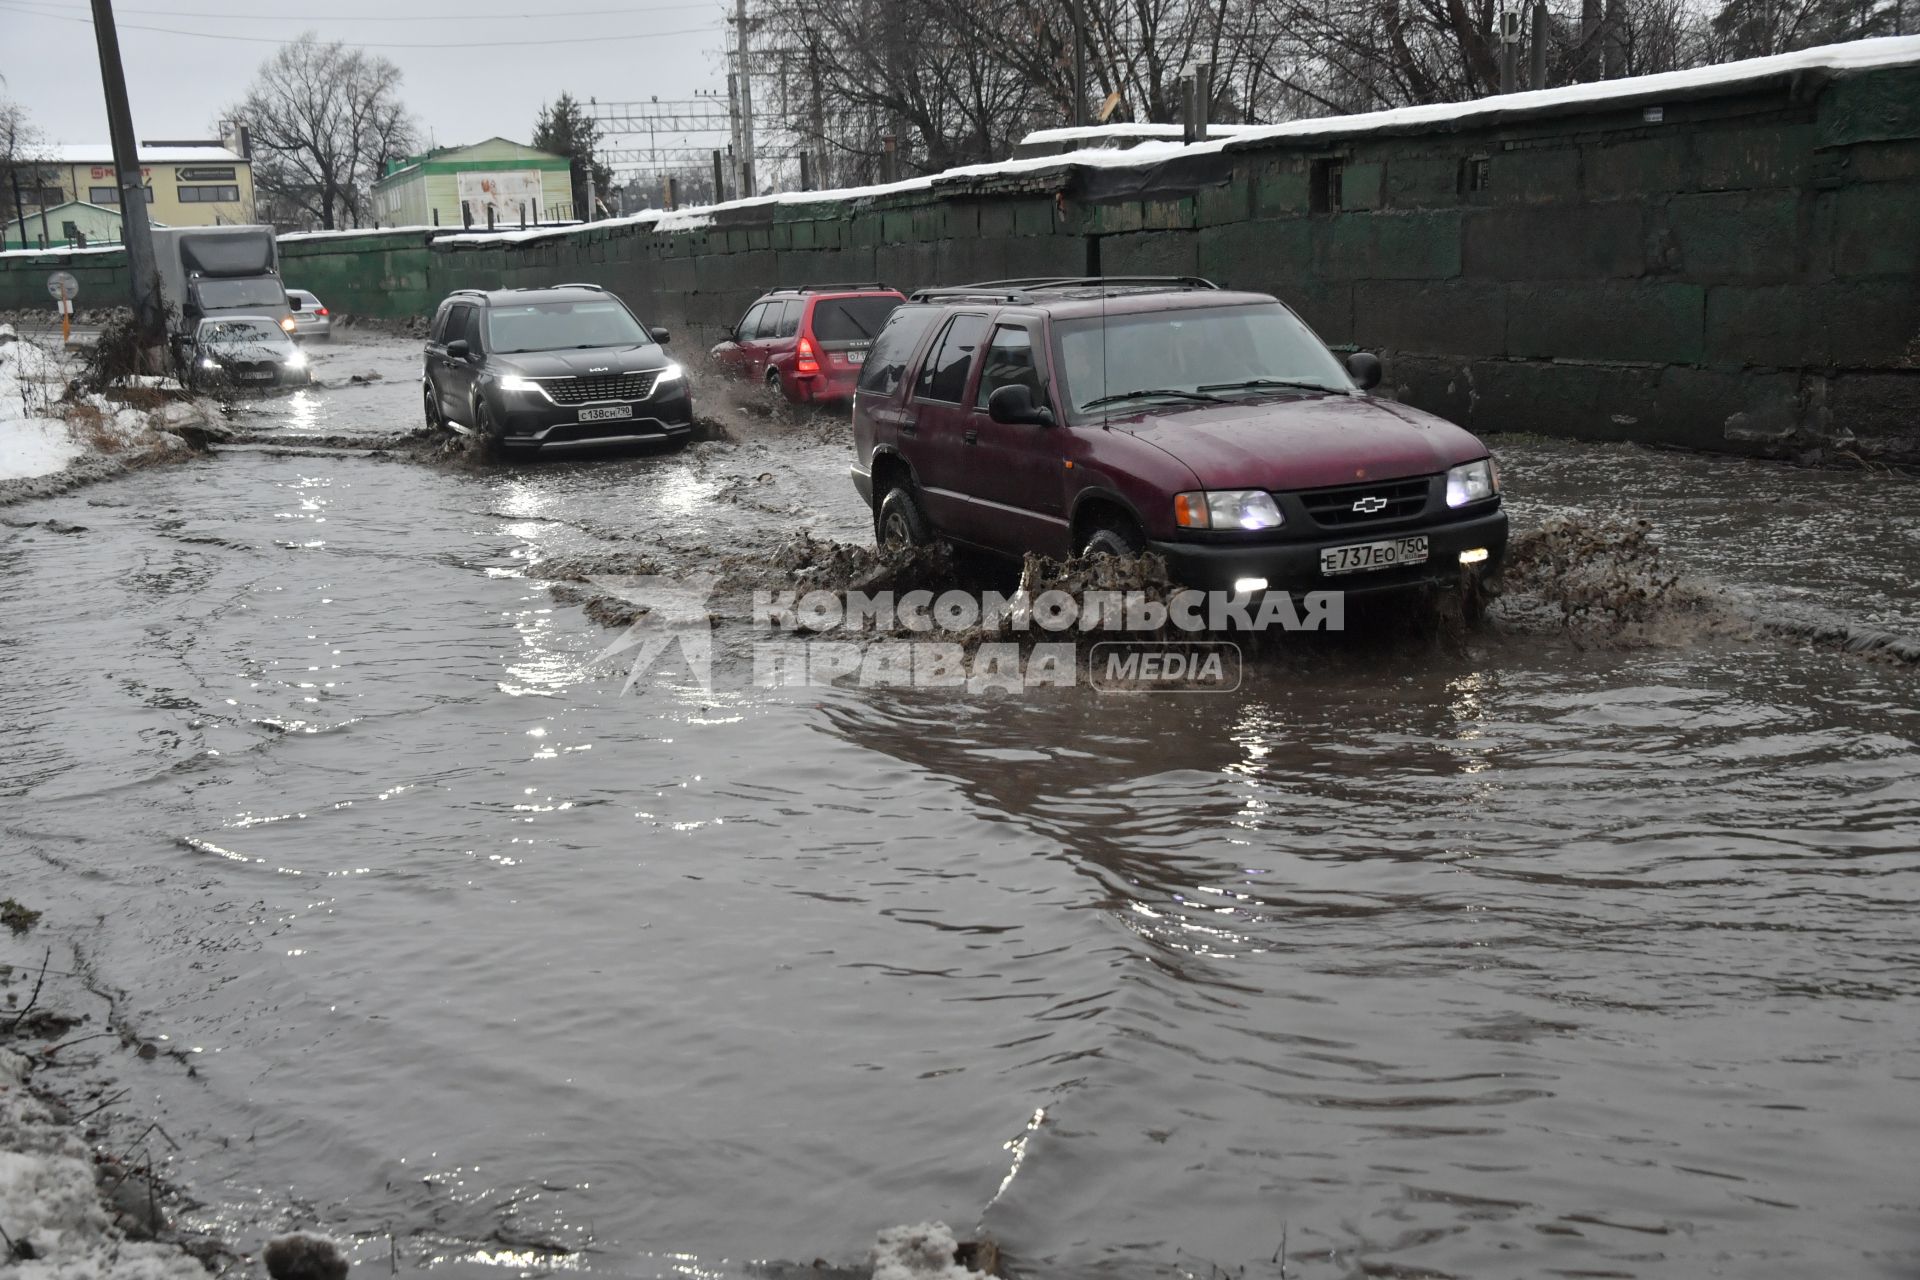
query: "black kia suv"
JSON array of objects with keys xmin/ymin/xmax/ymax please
[{"xmin": 424, "ymin": 284, "xmax": 692, "ymax": 452}]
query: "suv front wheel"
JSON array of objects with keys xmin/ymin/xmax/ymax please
[{"xmin": 876, "ymin": 482, "xmax": 933, "ymax": 549}]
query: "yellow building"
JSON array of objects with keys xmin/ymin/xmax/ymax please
[{"xmin": 30, "ymin": 142, "xmax": 256, "ymax": 231}]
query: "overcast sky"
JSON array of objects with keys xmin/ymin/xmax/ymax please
[{"xmin": 2, "ymin": 0, "xmax": 732, "ymax": 163}]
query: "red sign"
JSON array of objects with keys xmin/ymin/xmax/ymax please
[{"xmin": 89, "ymin": 165, "xmax": 153, "ymax": 180}]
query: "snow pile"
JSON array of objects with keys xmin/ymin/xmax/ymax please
[
  {"xmin": 0, "ymin": 1048, "xmax": 204, "ymax": 1280},
  {"xmin": 0, "ymin": 327, "xmax": 84, "ymax": 483},
  {"xmin": 869, "ymin": 1222, "xmax": 973, "ymax": 1280}
]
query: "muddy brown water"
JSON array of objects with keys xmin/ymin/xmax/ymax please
[{"xmin": 2, "ymin": 337, "xmax": 1917, "ymax": 1279}]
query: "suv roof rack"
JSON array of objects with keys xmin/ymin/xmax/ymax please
[
  {"xmin": 908, "ymin": 276, "xmax": 1221, "ymax": 304},
  {"xmin": 770, "ymin": 281, "xmax": 894, "ymax": 295},
  {"xmin": 549, "ymin": 282, "xmax": 609, "ymax": 292}
]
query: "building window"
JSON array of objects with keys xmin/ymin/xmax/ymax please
[
  {"xmin": 1458, "ymin": 155, "xmax": 1492, "ymax": 196},
  {"xmin": 88, "ymin": 185, "xmax": 153, "ymax": 205},
  {"xmin": 23, "ymin": 187, "xmax": 64, "ymax": 207},
  {"xmin": 1310, "ymin": 158, "xmax": 1344, "ymax": 214},
  {"xmin": 178, "ymin": 185, "xmax": 242, "ymax": 203}
]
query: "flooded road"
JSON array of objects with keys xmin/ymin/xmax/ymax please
[{"xmin": 2, "ymin": 335, "xmax": 1917, "ymax": 1279}]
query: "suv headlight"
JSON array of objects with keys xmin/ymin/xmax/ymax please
[
  {"xmin": 654, "ymin": 361, "xmax": 684, "ymax": 386},
  {"xmin": 1445, "ymin": 459, "xmax": 1499, "ymax": 508},
  {"xmin": 1174, "ymin": 489, "xmax": 1284, "ymax": 531},
  {"xmin": 497, "ymin": 374, "xmax": 541, "ymax": 393},
  {"xmin": 284, "ymin": 349, "xmax": 307, "ymax": 368}
]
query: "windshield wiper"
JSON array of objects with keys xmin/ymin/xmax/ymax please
[
  {"xmin": 1081, "ymin": 387, "xmax": 1228, "ymax": 409},
  {"xmin": 1197, "ymin": 377, "xmax": 1340, "ymax": 395}
]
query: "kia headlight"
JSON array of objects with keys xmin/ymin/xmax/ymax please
[
  {"xmin": 1173, "ymin": 489, "xmax": 1284, "ymax": 531},
  {"xmin": 497, "ymin": 374, "xmax": 541, "ymax": 393},
  {"xmin": 654, "ymin": 362, "xmax": 684, "ymax": 386},
  {"xmin": 199, "ymin": 356, "xmax": 220, "ymax": 370},
  {"xmin": 284, "ymin": 349, "xmax": 307, "ymax": 368},
  {"xmin": 1446, "ymin": 459, "xmax": 1498, "ymax": 508}
]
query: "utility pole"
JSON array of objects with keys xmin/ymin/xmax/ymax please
[
  {"xmin": 1069, "ymin": 0, "xmax": 1089, "ymax": 127},
  {"xmin": 8, "ymin": 171, "xmax": 27, "ymax": 250},
  {"xmin": 734, "ymin": 0, "xmax": 757, "ymax": 197},
  {"xmin": 808, "ymin": 35, "xmax": 828, "ymax": 192},
  {"xmin": 726, "ymin": 72, "xmax": 743, "ymax": 200},
  {"xmin": 88, "ymin": 0, "xmax": 163, "ymax": 343},
  {"xmin": 1499, "ymin": 11, "xmax": 1520, "ymax": 92},
  {"xmin": 1530, "ymin": 0, "xmax": 1549, "ymax": 88},
  {"xmin": 585, "ymin": 169, "xmax": 596, "ymax": 221}
]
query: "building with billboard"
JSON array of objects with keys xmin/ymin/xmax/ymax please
[{"xmin": 371, "ymin": 138, "xmax": 574, "ymax": 229}]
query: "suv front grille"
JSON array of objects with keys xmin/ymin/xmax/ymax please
[
  {"xmin": 1299, "ymin": 475, "xmax": 1433, "ymax": 527},
  {"xmin": 542, "ymin": 372, "xmax": 660, "ymax": 405}
]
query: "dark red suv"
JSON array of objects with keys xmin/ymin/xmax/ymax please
[
  {"xmin": 849, "ymin": 277, "xmax": 1507, "ymax": 597},
  {"xmin": 709, "ymin": 284, "xmax": 906, "ymax": 404}
]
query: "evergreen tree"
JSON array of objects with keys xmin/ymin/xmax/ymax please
[{"xmin": 533, "ymin": 94, "xmax": 614, "ymax": 219}]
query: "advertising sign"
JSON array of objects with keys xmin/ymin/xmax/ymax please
[{"xmin": 457, "ymin": 169, "xmax": 545, "ymax": 224}]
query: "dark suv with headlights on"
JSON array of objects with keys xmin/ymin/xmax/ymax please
[
  {"xmin": 424, "ymin": 284, "xmax": 691, "ymax": 452},
  {"xmin": 850, "ymin": 276, "xmax": 1505, "ymax": 599}
]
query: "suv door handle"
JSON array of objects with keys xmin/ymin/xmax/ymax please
[{"xmin": 963, "ymin": 428, "xmax": 979, "ymax": 444}]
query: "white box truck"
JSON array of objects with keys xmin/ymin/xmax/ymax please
[{"xmin": 150, "ymin": 225, "xmax": 294, "ymax": 338}]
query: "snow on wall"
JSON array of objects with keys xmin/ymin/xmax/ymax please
[{"xmin": 4, "ymin": 34, "xmax": 1917, "ymax": 267}]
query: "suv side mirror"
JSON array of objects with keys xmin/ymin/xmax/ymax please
[
  {"xmin": 446, "ymin": 339, "xmax": 471, "ymax": 360},
  {"xmin": 287, "ymin": 295, "xmax": 303, "ymax": 312},
  {"xmin": 651, "ymin": 328, "xmax": 671, "ymax": 345},
  {"xmin": 988, "ymin": 384, "xmax": 1055, "ymax": 427},
  {"xmin": 1346, "ymin": 351, "xmax": 1382, "ymax": 391}
]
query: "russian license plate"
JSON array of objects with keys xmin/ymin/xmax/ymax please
[
  {"xmin": 578, "ymin": 405, "xmax": 634, "ymax": 422},
  {"xmin": 239, "ymin": 371, "xmax": 273, "ymax": 382},
  {"xmin": 1321, "ymin": 535, "xmax": 1429, "ymax": 576}
]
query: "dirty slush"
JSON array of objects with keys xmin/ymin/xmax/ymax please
[{"xmin": 2, "ymin": 332, "xmax": 1918, "ymax": 1280}]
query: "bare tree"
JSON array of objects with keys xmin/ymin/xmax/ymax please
[
  {"xmin": 740, "ymin": 0, "xmax": 1890, "ymax": 189},
  {"xmin": 1, "ymin": 97, "xmax": 51, "ymax": 247},
  {"xmin": 228, "ymin": 34, "xmax": 420, "ymax": 231}
]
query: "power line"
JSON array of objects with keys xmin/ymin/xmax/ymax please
[
  {"xmin": 0, "ymin": 1, "xmax": 725, "ymax": 45},
  {"xmin": 3, "ymin": 0, "xmax": 720, "ymax": 19}
]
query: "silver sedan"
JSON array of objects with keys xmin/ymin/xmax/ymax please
[{"xmin": 286, "ymin": 289, "xmax": 333, "ymax": 342}]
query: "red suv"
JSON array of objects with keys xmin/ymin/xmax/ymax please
[
  {"xmin": 850, "ymin": 277, "xmax": 1506, "ymax": 598},
  {"xmin": 709, "ymin": 284, "xmax": 906, "ymax": 404}
]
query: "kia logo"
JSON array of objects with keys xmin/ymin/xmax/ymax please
[
  {"xmin": 589, "ymin": 366, "xmax": 610, "ymax": 373},
  {"xmin": 1353, "ymin": 496, "xmax": 1388, "ymax": 514}
]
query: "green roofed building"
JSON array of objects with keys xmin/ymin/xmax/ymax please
[
  {"xmin": 371, "ymin": 138, "xmax": 575, "ymax": 229},
  {"xmin": 3, "ymin": 198, "xmax": 168, "ymax": 251}
]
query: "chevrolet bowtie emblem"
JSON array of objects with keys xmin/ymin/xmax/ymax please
[{"xmin": 1353, "ymin": 496, "xmax": 1388, "ymax": 513}]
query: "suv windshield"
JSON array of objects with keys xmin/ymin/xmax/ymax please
[
  {"xmin": 811, "ymin": 296, "xmax": 900, "ymax": 342},
  {"xmin": 1055, "ymin": 303, "xmax": 1351, "ymax": 413},
  {"xmin": 487, "ymin": 299, "xmax": 650, "ymax": 353}
]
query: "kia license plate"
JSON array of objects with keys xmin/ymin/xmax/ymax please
[
  {"xmin": 240, "ymin": 371, "xmax": 273, "ymax": 382},
  {"xmin": 578, "ymin": 405, "xmax": 634, "ymax": 422},
  {"xmin": 1321, "ymin": 535, "xmax": 1429, "ymax": 576}
]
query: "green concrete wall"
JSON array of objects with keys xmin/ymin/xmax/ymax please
[{"xmin": 5, "ymin": 57, "xmax": 1917, "ymax": 461}]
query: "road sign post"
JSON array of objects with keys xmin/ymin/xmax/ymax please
[{"xmin": 48, "ymin": 271, "xmax": 80, "ymax": 344}]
